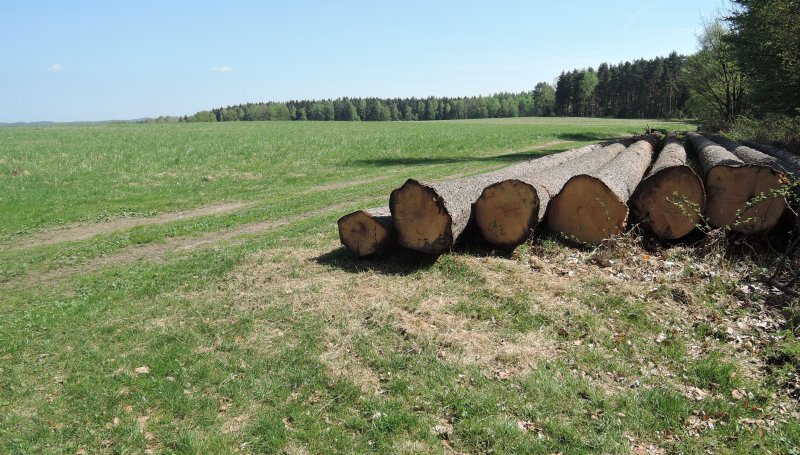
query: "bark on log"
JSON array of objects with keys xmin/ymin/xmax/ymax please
[
  {"xmin": 389, "ymin": 143, "xmax": 602, "ymax": 254},
  {"xmin": 741, "ymin": 141, "xmax": 800, "ymax": 227},
  {"xmin": 711, "ymin": 135, "xmax": 793, "ymax": 174},
  {"xmin": 629, "ymin": 135, "xmax": 706, "ymax": 239},
  {"xmin": 741, "ymin": 140, "xmax": 800, "ymax": 177},
  {"xmin": 687, "ymin": 133, "xmax": 787, "ymax": 233},
  {"xmin": 546, "ymin": 137, "xmax": 658, "ymax": 245},
  {"xmin": 337, "ymin": 207, "xmax": 395, "ymax": 257},
  {"xmin": 474, "ymin": 142, "xmax": 626, "ymax": 248}
]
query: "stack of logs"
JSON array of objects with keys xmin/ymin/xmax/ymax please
[{"xmin": 337, "ymin": 133, "xmax": 795, "ymax": 257}]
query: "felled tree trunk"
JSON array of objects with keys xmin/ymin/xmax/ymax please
[
  {"xmin": 687, "ymin": 133, "xmax": 787, "ymax": 233},
  {"xmin": 711, "ymin": 135, "xmax": 794, "ymax": 174},
  {"xmin": 473, "ymin": 142, "xmax": 626, "ymax": 248},
  {"xmin": 741, "ymin": 140, "xmax": 800, "ymax": 177},
  {"xmin": 546, "ymin": 137, "xmax": 658, "ymax": 245},
  {"xmin": 629, "ymin": 135, "xmax": 706, "ymax": 239},
  {"xmin": 389, "ymin": 143, "xmax": 602, "ymax": 254},
  {"xmin": 741, "ymin": 140, "xmax": 800, "ymax": 227},
  {"xmin": 337, "ymin": 207, "xmax": 395, "ymax": 257}
]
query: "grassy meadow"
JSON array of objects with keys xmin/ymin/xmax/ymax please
[{"xmin": 2, "ymin": 118, "xmax": 799, "ymax": 454}]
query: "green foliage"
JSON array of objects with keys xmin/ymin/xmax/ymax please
[
  {"xmin": 577, "ymin": 68, "xmax": 599, "ymax": 116},
  {"xmin": 532, "ymin": 82, "xmax": 556, "ymax": 116},
  {"xmin": 184, "ymin": 60, "xmax": 692, "ymax": 124},
  {"xmin": 727, "ymin": 0, "xmax": 800, "ymax": 116},
  {"xmin": 309, "ymin": 101, "xmax": 335, "ymax": 121},
  {"xmin": 555, "ymin": 53, "xmax": 690, "ymax": 119},
  {"xmin": 683, "ymin": 20, "xmax": 747, "ymax": 127},
  {"xmin": 187, "ymin": 110, "xmax": 216, "ymax": 122}
]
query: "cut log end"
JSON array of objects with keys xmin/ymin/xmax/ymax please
[
  {"xmin": 389, "ymin": 179, "xmax": 453, "ymax": 254},
  {"xmin": 337, "ymin": 210, "xmax": 394, "ymax": 257},
  {"xmin": 547, "ymin": 175, "xmax": 629, "ymax": 245},
  {"xmin": 705, "ymin": 165, "xmax": 787, "ymax": 233},
  {"xmin": 474, "ymin": 179, "xmax": 540, "ymax": 248},
  {"xmin": 630, "ymin": 166, "xmax": 705, "ymax": 239}
]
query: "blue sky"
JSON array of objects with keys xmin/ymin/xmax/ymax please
[{"xmin": 1, "ymin": 0, "xmax": 730, "ymax": 122}]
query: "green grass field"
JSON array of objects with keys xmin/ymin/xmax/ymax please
[{"xmin": 2, "ymin": 118, "xmax": 799, "ymax": 454}]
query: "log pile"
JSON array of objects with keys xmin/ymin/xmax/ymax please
[
  {"xmin": 337, "ymin": 131, "xmax": 795, "ymax": 258},
  {"xmin": 473, "ymin": 142, "xmax": 627, "ymax": 248},
  {"xmin": 687, "ymin": 133, "xmax": 787, "ymax": 233},
  {"xmin": 630, "ymin": 135, "xmax": 705, "ymax": 239},
  {"xmin": 546, "ymin": 136, "xmax": 657, "ymax": 245},
  {"xmin": 388, "ymin": 143, "xmax": 602, "ymax": 254}
]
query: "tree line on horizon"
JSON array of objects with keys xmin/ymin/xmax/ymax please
[
  {"xmin": 165, "ymin": 0, "xmax": 798, "ymax": 146},
  {"xmin": 170, "ymin": 53, "xmax": 692, "ymax": 124},
  {"xmin": 181, "ymin": 87, "xmax": 559, "ymax": 123}
]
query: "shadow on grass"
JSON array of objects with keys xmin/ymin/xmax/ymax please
[
  {"xmin": 314, "ymin": 225, "xmax": 520, "ymax": 275},
  {"xmin": 556, "ymin": 132, "xmax": 618, "ymax": 142},
  {"xmin": 313, "ymin": 246, "xmax": 437, "ymax": 275},
  {"xmin": 352, "ymin": 133, "xmax": 621, "ymax": 168}
]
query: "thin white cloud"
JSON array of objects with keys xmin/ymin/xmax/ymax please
[
  {"xmin": 211, "ymin": 66, "xmax": 234, "ymax": 73},
  {"xmin": 47, "ymin": 64, "xmax": 64, "ymax": 72}
]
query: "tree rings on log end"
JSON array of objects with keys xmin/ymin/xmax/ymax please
[
  {"xmin": 389, "ymin": 179, "xmax": 453, "ymax": 254},
  {"xmin": 704, "ymin": 165, "xmax": 787, "ymax": 233},
  {"xmin": 474, "ymin": 179, "xmax": 540, "ymax": 249},
  {"xmin": 630, "ymin": 166, "xmax": 705, "ymax": 240},
  {"xmin": 337, "ymin": 210, "xmax": 394, "ymax": 258},
  {"xmin": 546, "ymin": 175, "xmax": 628, "ymax": 245}
]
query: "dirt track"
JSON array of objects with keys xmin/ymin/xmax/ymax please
[
  {"xmin": 6, "ymin": 201, "xmax": 358, "ymax": 289},
  {"xmin": 10, "ymin": 201, "xmax": 252, "ymax": 250}
]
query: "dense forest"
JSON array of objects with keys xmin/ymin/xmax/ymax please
[
  {"xmin": 553, "ymin": 53, "xmax": 689, "ymax": 119},
  {"xmin": 173, "ymin": 53, "xmax": 690, "ymax": 123}
]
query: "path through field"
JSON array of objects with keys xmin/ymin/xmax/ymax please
[
  {"xmin": 10, "ymin": 201, "xmax": 252, "ymax": 250},
  {"xmin": 5, "ymin": 200, "xmax": 366, "ymax": 288}
]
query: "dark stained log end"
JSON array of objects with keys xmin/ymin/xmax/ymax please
[
  {"xmin": 705, "ymin": 165, "xmax": 788, "ymax": 233},
  {"xmin": 546, "ymin": 175, "xmax": 629, "ymax": 245},
  {"xmin": 337, "ymin": 209, "xmax": 395, "ymax": 258},
  {"xmin": 474, "ymin": 179, "xmax": 540, "ymax": 249},
  {"xmin": 389, "ymin": 179, "xmax": 453, "ymax": 254},
  {"xmin": 630, "ymin": 166, "xmax": 705, "ymax": 239}
]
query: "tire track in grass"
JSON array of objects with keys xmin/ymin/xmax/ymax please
[
  {"xmin": 6, "ymin": 201, "xmax": 360, "ymax": 289},
  {"xmin": 9, "ymin": 201, "xmax": 254, "ymax": 250},
  {"xmin": 7, "ymin": 141, "xmax": 573, "ymax": 250},
  {"xmin": 5, "ymin": 142, "xmax": 581, "ymax": 287}
]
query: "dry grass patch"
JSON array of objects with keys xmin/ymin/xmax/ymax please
[
  {"xmin": 222, "ymin": 247, "xmax": 563, "ymax": 387},
  {"xmin": 212, "ymin": 232, "xmax": 793, "ymax": 403}
]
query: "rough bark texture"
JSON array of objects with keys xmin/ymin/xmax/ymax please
[
  {"xmin": 687, "ymin": 132, "xmax": 744, "ymax": 169},
  {"xmin": 742, "ymin": 140, "xmax": 800, "ymax": 177},
  {"xmin": 547, "ymin": 136, "xmax": 658, "ymax": 245},
  {"xmin": 630, "ymin": 135, "xmax": 706, "ymax": 239},
  {"xmin": 337, "ymin": 207, "xmax": 395, "ymax": 257},
  {"xmin": 687, "ymin": 133, "xmax": 787, "ymax": 233},
  {"xmin": 389, "ymin": 143, "xmax": 602, "ymax": 254},
  {"xmin": 474, "ymin": 142, "xmax": 625, "ymax": 248},
  {"xmin": 711, "ymin": 135, "xmax": 793, "ymax": 174}
]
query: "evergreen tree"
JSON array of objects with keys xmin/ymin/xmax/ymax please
[{"xmin": 727, "ymin": 0, "xmax": 800, "ymax": 115}]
